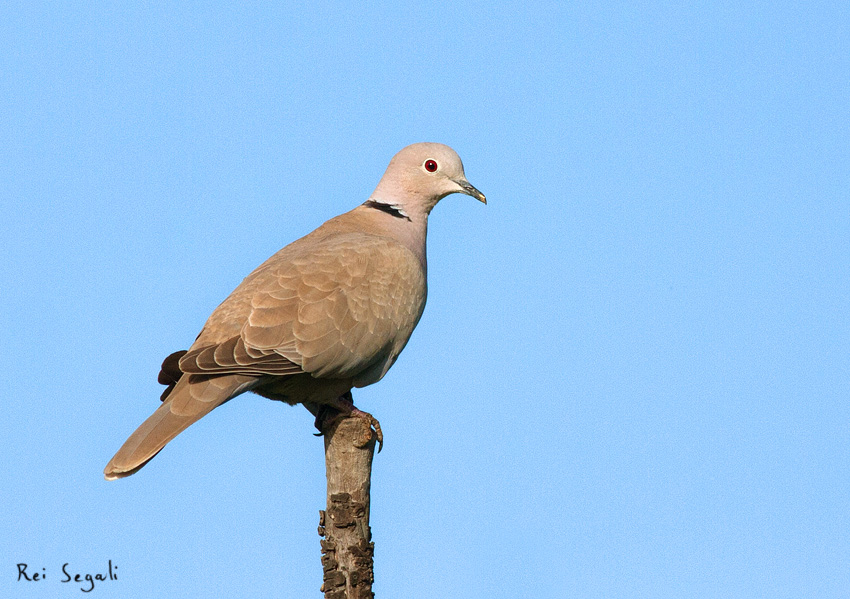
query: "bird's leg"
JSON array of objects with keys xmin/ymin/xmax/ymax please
[
  {"xmin": 333, "ymin": 392, "xmax": 384, "ymax": 452},
  {"xmin": 313, "ymin": 391, "xmax": 383, "ymax": 452}
]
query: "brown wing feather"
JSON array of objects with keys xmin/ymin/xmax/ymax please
[
  {"xmin": 176, "ymin": 233, "xmax": 426, "ymax": 384},
  {"xmin": 158, "ymin": 350, "xmax": 188, "ymax": 401},
  {"xmin": 179, "ymin": 336, "xmax": 304, "ymax": 376}
]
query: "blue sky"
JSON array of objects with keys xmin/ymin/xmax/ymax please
[{"xmin": 2, "ymin": 2, "xmax": 848, "ymax": 597}]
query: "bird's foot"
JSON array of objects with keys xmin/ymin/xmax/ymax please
[
  {"xmin": 313, "ymin": 393, "xmax": 383, "ymax": 452},
  {"xmin": 347, "ymin": 406, "xmax": 383, "ymax": 452}
]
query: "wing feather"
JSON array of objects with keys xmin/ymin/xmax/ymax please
[{"xmin": 174, "ymin": 233, "xmax": 425, "ymax": 383}]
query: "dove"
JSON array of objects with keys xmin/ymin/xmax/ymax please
[{"xmin": 104, "ymin": 142, "xmax": 485, "ymax": 480}]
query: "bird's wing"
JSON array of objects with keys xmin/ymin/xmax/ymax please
[{"xmin": 179, "ymin": 233, "xmax": 426, "ymax": 383}]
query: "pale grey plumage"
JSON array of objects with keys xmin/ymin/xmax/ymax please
[{"xmin": 104, "ymin": 142, "xmax": 484, "ymax": 480}]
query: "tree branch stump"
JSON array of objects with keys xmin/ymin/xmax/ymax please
[{"xmin": 318, "ymin": 416, "xmax": 376, "ymax": 599}]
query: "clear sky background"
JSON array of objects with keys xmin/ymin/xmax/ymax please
[{"xmin": 2, "ymin": 2, "xmax": 848, "ymax": 598}]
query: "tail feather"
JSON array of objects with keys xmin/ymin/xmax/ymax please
[{"xmin": 104, "ymin": 374, "xmax": 257, "ymax": 480}]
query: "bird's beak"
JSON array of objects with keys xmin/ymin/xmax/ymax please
[{"xmin": 454, "ymin": 179, "xmax": 487, "ymax": 204}]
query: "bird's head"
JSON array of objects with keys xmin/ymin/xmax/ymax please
[{"xmin": 371, "ymin": 142, "xmax": 486, "ymax": 215}]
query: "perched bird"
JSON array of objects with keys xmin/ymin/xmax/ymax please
[{"xmin": 104, "ymin": 143, "xmax": 485, "ymax": 480}]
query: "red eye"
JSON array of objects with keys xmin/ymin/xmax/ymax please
[{"xmin": 424, "ymin": 159, "xmax": 438, "ymax": 172}]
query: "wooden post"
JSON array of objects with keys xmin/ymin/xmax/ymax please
[{"xmin": 318, "ymin": 416, "xmax": 376, "ymax": 599}]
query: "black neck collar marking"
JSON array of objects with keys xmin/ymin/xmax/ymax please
[{"xmin": 364, "ymin": 199, "xmax": 412, "ymax": 221}]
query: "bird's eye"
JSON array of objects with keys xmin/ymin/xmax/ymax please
[{"xmin": 424, "ymin": 159, "xmax": 438, "ymax": 172}]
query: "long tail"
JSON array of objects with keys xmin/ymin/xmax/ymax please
[{"xmin": 104, "ymin": 374, "xmax": 256, "ymax": 480}]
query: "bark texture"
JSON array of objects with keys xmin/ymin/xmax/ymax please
[{"xmin": 318, "ymin": 416, "xmax": 376, "ymax": 599}]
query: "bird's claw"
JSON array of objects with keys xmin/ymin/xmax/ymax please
[
  {"xmin": 349, "ymin": 408, "xmax": 383, "ymax": 452},
  {"xmin": 313, "ymin": 402, "xmax": 383, "ymax": 452}
]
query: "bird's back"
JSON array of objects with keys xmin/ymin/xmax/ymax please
[{"xmin": 185, "ymin": 208, "xmax": 427, "ymax": 387}]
